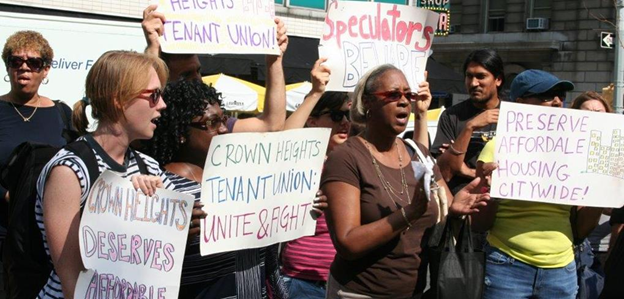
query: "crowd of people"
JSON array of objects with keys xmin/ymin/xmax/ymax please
[{"xmin": 0, "ymin": 4, "xmax": 622, "ymax": 299}]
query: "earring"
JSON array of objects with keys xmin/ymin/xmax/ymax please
[
  {"xmin": 3, "ymin": 75, "xmax": 8, "ymax": 82},
  {"xmin": 180, "ymin": 136, "xmax": 186, "ymax": 144},
  {"xmin": 365, "ymin": 109, "xmax": 371, "ymax": 119},
  {"xmin": 42, "ymin": 78, "xmax": 49, "ymax": 85}
]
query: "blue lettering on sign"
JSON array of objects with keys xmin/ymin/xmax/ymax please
[{"xmin": 51, "ymin": 58, "xmax": 95, "ymax": 71}]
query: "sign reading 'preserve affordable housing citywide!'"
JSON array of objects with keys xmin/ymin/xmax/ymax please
[
  {"xmin": 200, "ymin": 128, "xmax": 330, "ymax": 256},
  {"xmin": 492, "ymin": 102, "xmax": 624, "ymax": 208},
  {"xmin": 75, "ymin": 171, "xmax": 194, "ymax": 298},
  {"xmin": 319, "ymin": 1, "xmax": 439, "ymax": 92},
  {"xmin": 155, "ymin": 0, "xmax": 280, "ymax": 55}
]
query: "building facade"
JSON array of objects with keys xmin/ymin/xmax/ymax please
[{"xmin": 0, "ymin": 0, "xmax": 616, "ymax": 102}]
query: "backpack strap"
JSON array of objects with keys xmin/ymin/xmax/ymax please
[
  {"xmin": 130, "ymin": 149, "xmax": 149, "ymax": 175},
  {"xmin": 53, "ymin": 100, "xmax": 79, "ymax": 143},
  {"xmin": 65, "ymin": 140, "xmax": 100, "ymax": 186}
]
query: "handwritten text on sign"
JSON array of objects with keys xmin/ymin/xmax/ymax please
[
  {"xmin": 156, "ymin": 0, "xmax": 279, "ymax": 55},
  {"xmin": 75, "ymin": 171, "xmax": 194, "ymax": 298},
  {"xmin": 200, "ymin": 128, "xmax": 330, "ymax": 256},
  {"xmin": 319, "ymin": 1, "xmax": 439, "ymax": 92},
  {"xmin": 492, "ymin": 102, "xmax": 624, "ymax": 208}
]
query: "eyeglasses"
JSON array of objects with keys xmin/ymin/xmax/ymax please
[
  {"xmin": 8, "ymin": 56, "xmax": 47, "ymax": 72},
  {"xmin": 370, "ymin": 90, "xmax": 419, "ymax": 102},
  {"xmin": 138, "ymin": 88, "xmax": 162, "ymax": 106},
  {"xmin": 524, "ymin": 90, "xmax": 566, "ymax": 102},
  {"xmin": 189, "ymin": 115, "xmax": 229, "ymax": 132},
  {"xmin": 319, "ymin": 110, "xmax": 350, "ymax": 122}
]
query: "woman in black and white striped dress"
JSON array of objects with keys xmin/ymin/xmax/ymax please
[
  {"xmin": 35, "ymin": 51, "xmax": 174, "ymax": 298},
  {"xmin": 143, "ymin": 79, "xmax": 287, "ymax": 299}
]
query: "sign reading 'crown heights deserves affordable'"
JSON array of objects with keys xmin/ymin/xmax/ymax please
[
  {"xmin": 75, "ymin": 171, "xmax": 194, "ymax": 298},
  {"xmin": 491, "ymin": 102, "xmax": 624, "ymax": 208},
  {"xmin": 155, "ymin": 0, "xmax": 280, "ymax": 55},
  {"xmin": 319, "ymin": 1, "xmax": 439, "ymax": 92},
  {"xmin": 200, "ymin": 128, "xmax": 330, "ymax": 256}
]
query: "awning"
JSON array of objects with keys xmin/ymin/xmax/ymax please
[{"xmin": 199, "ymin": 36, "xmax": 465, "ymax": 95}]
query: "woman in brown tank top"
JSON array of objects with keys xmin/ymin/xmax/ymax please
[{"xmin": 321, "ymin": 64, "xmax": 491, "ymax": 298}]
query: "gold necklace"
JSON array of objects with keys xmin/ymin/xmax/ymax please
[
  {"xmin": 362, "ymin": 138, "xmax": 411, "ymax": 207},
  {"xmin": 9, "ymin": 96, "xmax": 41, "ymax": 122}
]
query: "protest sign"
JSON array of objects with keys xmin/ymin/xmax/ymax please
[
  {"xmin": 319, "ymin": 1, "xmax": 439, "ymax": 92},
  {"xmin": 75, "ymin": 171, "xmax": 194, "ymax": 298},
  {"xmin": 200, "ymin": 128, "xmax": 330, "ymax": 256},
  {"xmin": 155, "ymin": 0, "xmax": 279, "ymax": 55},
  {"xmin": 491, "ymin": 102, "xmax": 624, "ymax": 208}
]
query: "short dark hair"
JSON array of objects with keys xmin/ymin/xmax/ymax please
[
  {"xmin": 143, "ymin": 79, "xmax": 222, "ymax": 166},
  {"xmin": 310, "ymin": 92, "xmax": 350, "ymax": 117},
  {"xmin": 463, "ymin": 49, "xmax": 505, "ymax": 91}
]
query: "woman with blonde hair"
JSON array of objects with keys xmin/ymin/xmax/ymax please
[{"xmin": 36, "ymin": 50, "xmax": 174, "ymax": 298}]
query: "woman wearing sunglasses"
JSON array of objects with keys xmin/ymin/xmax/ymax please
[
  {"xmin": 0, "ymin": 31, "xmax": 72, "ymax": 209},
  {"xmin": 277, "ymin": 58, "xmax": 347, "ymax": 298},
  {"xmin": 322, "ymin": 64, "xmax": 490, "ymax": 298},
  {"xmin": 37, "ymin": 50, "xmax": 173, "ymax": 298},
  {"xmin": 142, "ymin": 79, "xmax": 287, "ymax": 298}
]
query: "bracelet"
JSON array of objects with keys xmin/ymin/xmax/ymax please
[
  {"xmin": 448, "ymin": 144, "xmax": 466, "ymax": 155},
  {"xmin": 400, "ymin": 207, "xmax": 413, "ymax": 228}
]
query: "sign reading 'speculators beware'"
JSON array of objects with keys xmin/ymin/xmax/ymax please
[
  {"xmin": 319, "ymin": 1, "xmax": 439, "ymax": 92},
  {"xmin": 492, "ymin": 102, "xmax": 624, "ymax": 208},
  {"xmin": 75, "ymin": 171, "xmax": 194, "ymax": 298},
  {"xmin": 200, "ymin": 128, "xmax": 330, "ymax": 256},
  {"xmin": 156, "ymin": 0, "xmax": 279, "ymax": 55}
]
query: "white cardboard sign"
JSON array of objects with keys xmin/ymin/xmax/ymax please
[
  {"xmin": 75, "ymin": 171, "xmax": 194, "ymax": 298},
  {"xmin": 319, "ymin": 1, "xmax": 439, "ymax": 92},
  {"xmin": 200, "ymin": 128, "xmax": 330, "ymax": 256},
  {"xmin": 492, "ymin": 102, "xmax": 624, "ymax": 208}
]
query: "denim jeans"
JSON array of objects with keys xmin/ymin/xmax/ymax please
[
  {"xmin": 283, "ymin": 275, "xmax": 327, "ymax": 299},
  {"xmin": 483, "ymin": 243, "xmax": 578, "ymax": 299}
]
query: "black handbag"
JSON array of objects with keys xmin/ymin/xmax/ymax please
[{"xmin": 428, "ymin": 218, "xmax": 485, "ymax": 299}]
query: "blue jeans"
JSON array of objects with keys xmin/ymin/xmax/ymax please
[
  {"xmin": 483, "ymin": 244, "xmax": 578, "ymax": 299},
  {"xmin": 283, "ymin": 275, "xmax": 326, "ymax": 299}
]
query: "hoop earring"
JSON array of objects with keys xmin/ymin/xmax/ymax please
[
  {"xmin": 3, "ymin": 75, "xmax": 8, "ymax": 82},
  {"xmin": 42, "ymin": 78, "xmax": 49, "ymax": 85}
]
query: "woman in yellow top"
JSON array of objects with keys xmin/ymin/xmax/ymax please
[{"xmin": 473, "ymin": 69, "xmax": 587, "ymax": 299}]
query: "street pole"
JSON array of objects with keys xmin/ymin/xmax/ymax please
[{"xmin": 614, "ymin": 0, "xmax": 624, "ymax": 113}]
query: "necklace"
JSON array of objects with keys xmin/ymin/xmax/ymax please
[
  {"xmin": 8, "ymin": 96, "xmax": 41, "ymax": 122},
  {"xmin": 362, "ymin": 138, "xmax": 411, "ymax": 207}
]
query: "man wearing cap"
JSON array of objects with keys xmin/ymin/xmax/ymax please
[
  {"xmin": 473, "ymin": 69, "xmax": 581, "ymax": 299},
  {"xmin": 432, "ymin": 49, "xmax": 504, "ymax": 195}
]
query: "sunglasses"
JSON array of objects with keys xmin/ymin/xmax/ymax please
[
  {"xmin": 189, "ymin": 115, "xmax": 229, "ymax": 132},
  {"xmin": 8, "ymin": 56, "xmax": 47, "ymax": 72},
  {"xmin": 138, "ymin": 88, "xmax": 162, "ymax": 106},
  {"xmin": 319, "ymin": 110, "xmax": 350, "ymax": 122},
  {"xmin": 370, "ymin": 90, "xmax": 419, "ymax": 102},
  {"xmin": 524, "ymin": 90, "xmax": 566, "ymax": 102}
]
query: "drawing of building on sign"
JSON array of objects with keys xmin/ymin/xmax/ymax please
[{"xmin": 586, "ymin": 130, "xmax": 624, "ymax": 178}]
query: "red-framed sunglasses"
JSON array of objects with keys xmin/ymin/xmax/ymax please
[
  {"xmin": 7, "ymin": 55, "xmax": 47, "ymax": 72},
  {"xmin": 138, "ymin": 88, "xmax": 162, "ymax": 106},
  {"xmin": 370, "ymin": 90, "xmax": 419, "ymax": 102}
]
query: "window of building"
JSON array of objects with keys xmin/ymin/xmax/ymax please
[
  {"xmin": 275, "ymin": 0, "xmax": 283, "ymax": 5},
  {"xmin": 487, "ymin": 0, "xmax": 505, "ymax": 32},
  {"xmin": 531, "ymin": 0, "xmax": 551, "ymax": 19},
  {"xmin": 449, "ymin": 0, "xmax": 461, "ymax": 33}
]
